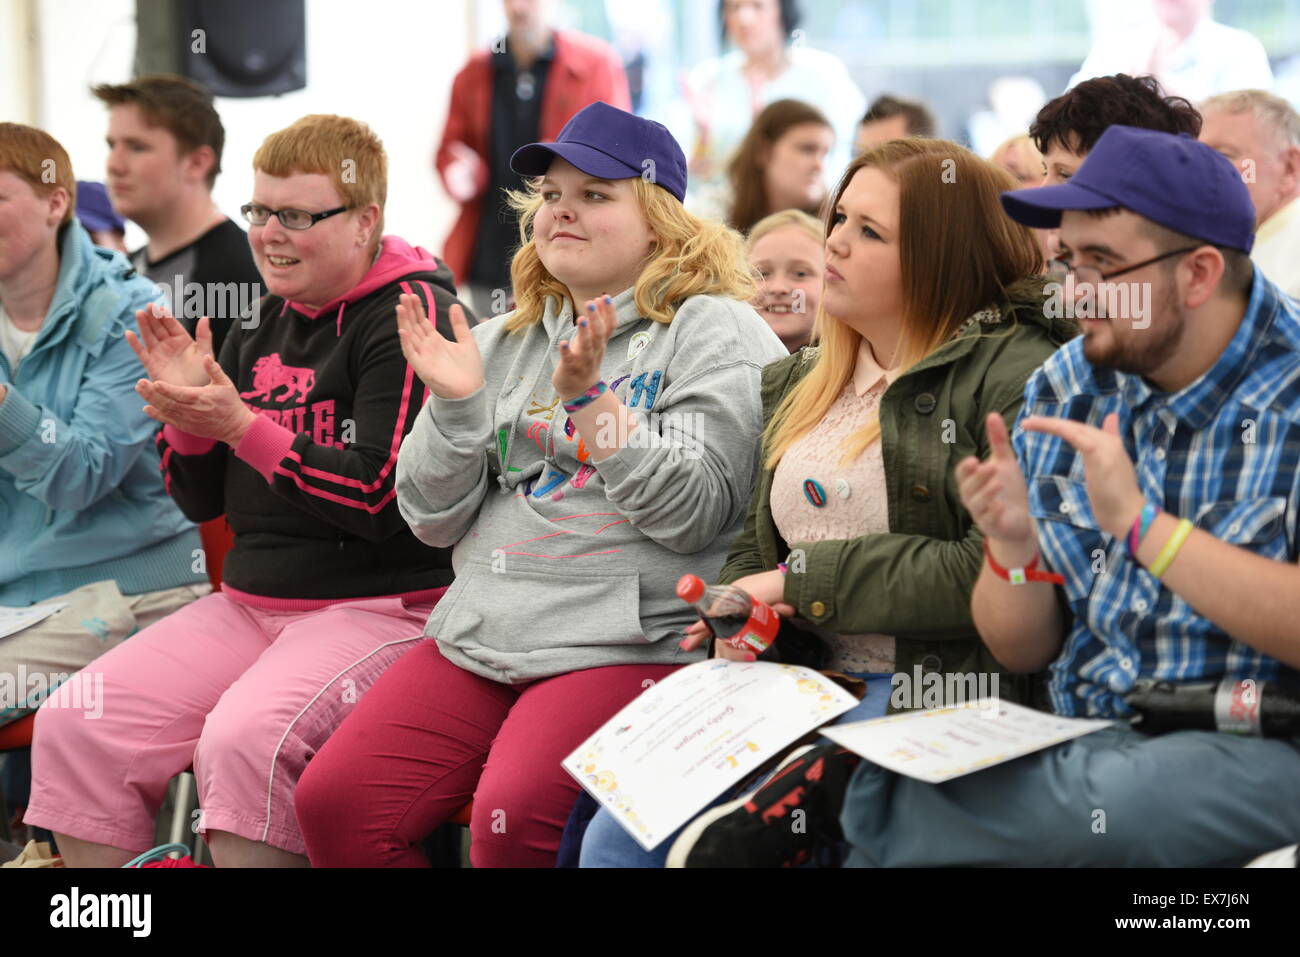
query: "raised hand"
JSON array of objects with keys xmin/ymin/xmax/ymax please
[
  {"xmin": 395, "ymin": 295, "xmax": 484, "ymax": 400},
  {"xmin": 125, "ymin": 305, "xmax": 214, "ymax": 388},
  {"xmin": 443, "ymin": 141, "xmax": 485, "ymax": 204},
  {"xmin": 554, "ymin": 296, "xmax": 616, "ymax": 401},
  {"xmin": 956, "ymin": 412, "xmax": 1037, "ymax": 556},
  {"xmin": 1022, "ymin": 412, "xmax": 1144, "ymax": 540},
  {"xmin": 137, "ymin": 355, "xmax": 256, "ymax": 447}
]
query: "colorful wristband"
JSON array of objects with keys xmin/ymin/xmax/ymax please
[
  {"xmin": 777, "ymin": 562, "xmax": 788, "ymax": 575},
  {"xmin": 562, "ymin": 381, "xmax": 608, "ymax": 414},
  {"xmin": 1127, "ymin": 503, "xmax": 1161, "ymax": 559},
  {"xmin": 1148, "ymin": 517, "xmax": 1194, "ymax": 579},
  {"xmin": 983, "ymin": 537, "xmax": 1065, "ymax": 585}
]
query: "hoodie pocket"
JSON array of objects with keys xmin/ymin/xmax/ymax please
[{"xmin": 425, "ymin": 557, "xmax": 644, "ymax": 654}]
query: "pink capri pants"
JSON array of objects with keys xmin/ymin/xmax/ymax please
[{"xmin": 23, "ymin": 586, "xmax": 442, "ymax": 856}]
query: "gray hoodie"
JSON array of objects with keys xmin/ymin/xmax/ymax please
[{"xmin": 396, "ymin": 286, "xmax": 788, "ymax": 683}]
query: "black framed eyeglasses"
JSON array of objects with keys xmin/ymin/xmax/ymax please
[
  {"xmin": 240, "ymin": 203, "xmax": 350, "ymax": 230},
  {"xmin": 1046, "ymin": 246, "xmax": 1203, "ymax": 285}
]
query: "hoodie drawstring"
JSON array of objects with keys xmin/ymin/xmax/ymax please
[{"xmin": 336, "ymin": 302, "xmax": 345, "ymax": 337}]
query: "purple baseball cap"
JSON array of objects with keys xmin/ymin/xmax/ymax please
[
  {"xmin": 1000, "ymin": 125, "xmax": 1255, "ymax": 254},
  {"xmin": 76, "ymin": 180, "xmax": 126, "ymax": 234},
  {"xmin": 510, "ymin": 101, "xmax": 688, "ymax": 202}
]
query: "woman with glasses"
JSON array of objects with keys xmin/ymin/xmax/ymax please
[{"xmin": 25, "ymin": 114, "xmax": 472, "ymax": 868}]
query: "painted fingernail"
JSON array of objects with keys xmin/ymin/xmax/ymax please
[
  {"xmin": 580, "ymin": 319, "xmax": 588, "ymax": 327},
  {"xmin": 587, "ymin": 303, "xmax": 596, "ymax": 312},
  {"xmin": 603, "ymin": 295, "xmax": 612, "ymax": 304}
]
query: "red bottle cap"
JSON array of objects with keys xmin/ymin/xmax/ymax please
[{"xmin": 676, "ymin": 574, "xmax": 705, "ymax": 604}]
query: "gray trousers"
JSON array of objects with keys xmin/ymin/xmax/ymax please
[{"xmin": 841, "ymin": 724, "xmax": 1300, "ymax": 867}]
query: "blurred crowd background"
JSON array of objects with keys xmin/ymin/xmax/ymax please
[{"xmin": 4, "ymin": 0, "xmax": 1298, "ymax": 259}]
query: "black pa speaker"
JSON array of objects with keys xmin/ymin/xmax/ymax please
[{"xmin": 134, "ymin": 0, "xmax": 306, "ymax": 98}]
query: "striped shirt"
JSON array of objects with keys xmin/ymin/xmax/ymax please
[{"xmin": 1014, "ymin": 268, "xmax": 1300, "ymax": 718}]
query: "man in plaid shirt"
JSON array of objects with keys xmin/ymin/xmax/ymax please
[{"xmin": 840, "ymin": 125, "xmax": 1300, "ymax": 867}]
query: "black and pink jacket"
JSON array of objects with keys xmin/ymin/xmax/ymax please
[{"xmin": 157, "ymin": 236, "xmax": 471, "ymax": 603}]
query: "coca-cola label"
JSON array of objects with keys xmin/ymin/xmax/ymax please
[
  {"xmin": 1214, "ymin": 679, "xmax": 1260, "ymax": 734},
  {"xmin": 726, "ymin": 600, "xmax": 779, "ymax": 654}
]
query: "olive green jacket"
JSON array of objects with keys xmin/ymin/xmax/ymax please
[{"xmin": 719, "ymin": 279, "xmax": 1077, "ymax": 712}]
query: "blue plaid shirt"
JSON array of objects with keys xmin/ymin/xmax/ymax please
[{"xmin": 1014, "ymin": 268, "xmax": 1300, "ymax": 718}]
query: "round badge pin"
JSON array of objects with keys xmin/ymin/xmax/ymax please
[
  {"xmin": 627, "ymin": 331, "xmax": 652, "ymax": 360},
  {"xmin": 803, "ymin": 478, "xmax": 827, "ymax": 508},
  {"xmin": 835, "ymin": 478, "xmax": 851, "ymax": 499}
]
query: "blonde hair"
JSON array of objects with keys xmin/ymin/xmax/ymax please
[
  {"xmin": 991, "ymin": 133, "xmax": 1044, "ymax": 183},
  {"xmin": 764, "ymin": 138, "xmax": 1040, "ymax": 468},
  {"xmin": 1200, "ymin": 89, "xmax": 1300, "ymax": 149},
  {"xmin": 252, "ymin": 115, "xmax": 386, "ymax": 254},
  {"xmin": 745, "ymin": 208, "xmax": 824, "ymax": 253},
  {"xmin": 0, "ymin": 123, "xmax": 75, "ymax": 224},
  {"xmin": 504, "ymin": 176, "xmax": 756, "ymax": 331}
]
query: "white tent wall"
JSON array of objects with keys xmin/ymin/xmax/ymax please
[{"xmin": 9, "ymin": 0, "xmax": 473, "ymax": 257}]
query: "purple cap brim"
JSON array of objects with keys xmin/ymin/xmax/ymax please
[
  {"xmin": 510, "ymin": 141, "xmax": 641, "ymax": 181},
  {"xmin": 1000, "ymin": 181, "xmax": 1122, "ymax": 230}
]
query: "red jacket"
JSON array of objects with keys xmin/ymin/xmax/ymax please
[{"xmin": 435, "ymin": 30, "xmax": 631, "ymax": 286}]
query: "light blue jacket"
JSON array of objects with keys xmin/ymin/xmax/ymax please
[{"xmin": 0, "ymin": 224, "xmax": 205, "ymax": 605}]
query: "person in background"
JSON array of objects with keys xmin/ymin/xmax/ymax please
[
  {"xmin": 690, "ymin": 99, "xmax": 832, "ymax": 234},
  {"xmin": 854, "ymin": 94, "xmax": 937, "ymax": 155},
  {"xmin": 294, "ymin": 102, "xmax": 787, "ymax": 868},
  {"xmin": 967, "ymin": 77, "xmax": 1049, "ymax": 159},
  {"xmin": 93, "ymin": 75, "xmax": 260, "ymax": 360},
  {"xmin": 1068, "ymin": 0, "xmax": 1272, "ymax": 103},
  {"xmin": 1200, "ymin": 89, "xmax": 1300, "ymax": 298},
  {"xmin": 746, "ymin": 208, "xmax": 823, "ymax": 352},
  {"xmin": 0, "ymin": 125, "xmax": 209, "ymax": 853},
  {"xmin": 1029, "ymin": 73, "xmax": 1202, "ymax": 259},
  {"xmin": 436, "ymin": 0, "xmax": 630, "ymax": 319},
  {"xmin": 991, "ymin": 134, "xmax": 1050, "ymax": 267},
  {"xmin": 74, "ymin": 181, "xmax": 127, "ymax": 254},
  {"xmin": 24, "ymin": 115, "xmax": 468, "ymax": 868},
  {"xmin": 991, "ymin": 133, "xmax": 1044, "ymax": 188},
  {"xmin": 678, "ymin": 0, "xmax": 864, "ymax": 205},
  {"xmin": 582, "ymin": 138, "xmax": 1075, "ymax": 868}
]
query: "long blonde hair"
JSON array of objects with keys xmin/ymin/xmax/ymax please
[
  {"xmin": 503, "ymin": 176, "xmax": 756, "ymax": 332},
  {"xmin": 764, "ymin": 138, "xmax": 1041, "ymax": 469}
]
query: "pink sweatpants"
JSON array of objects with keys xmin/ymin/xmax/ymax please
[
  {"xmin": 295, "ymin": 640, "xmax": 679, "ymax": 867},
  {"xmin": 24, "ymin": 588, "xmax": 441, "ymax": 856}
]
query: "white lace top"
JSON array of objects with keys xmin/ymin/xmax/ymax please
[{"xmin": 771, "ymin": 374, "xmax": 896, "ymax": 674}]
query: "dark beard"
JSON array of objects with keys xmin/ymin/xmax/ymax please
[{"xmin": 1085, "ymin": 282, "xmax": 1186, "ymax": 378}]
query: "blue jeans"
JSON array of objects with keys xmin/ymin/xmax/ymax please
[
  {"xmin": 579, "ymin": 673, "xmax": 891, "ymax": 868},
  {"xmin": 841, "ymin": 724, "xmax": 1300, "ymax": 867}
]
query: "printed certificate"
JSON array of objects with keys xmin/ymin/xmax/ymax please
[
  {"xmin": 822, "ymin": 698, "xmax": 1112, "ymax": 784},
  {"xmin": 564, "ymin": 660, "xmax": 859, "ymax": 850}
]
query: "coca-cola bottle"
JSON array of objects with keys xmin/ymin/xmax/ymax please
[
  {"xmin": 675, "ymin": 574, "xmax": 828, "ymax": 668},
  {"xmin": 1126, "ymin": 677, "xmax": 1300, "ymax": 737},
  {"xmin": 676, "ymin": 574, "xmax": 779, "ymax": 654}
]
